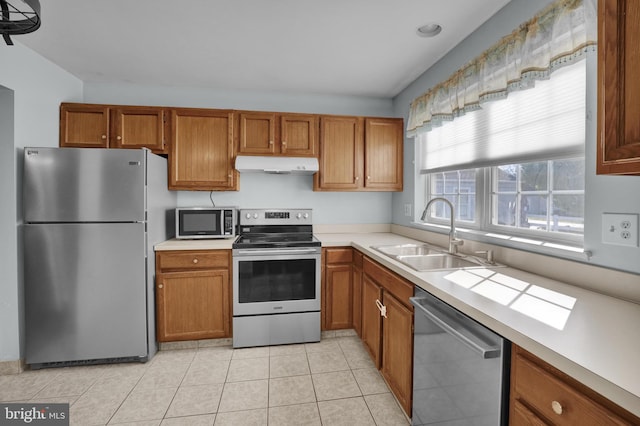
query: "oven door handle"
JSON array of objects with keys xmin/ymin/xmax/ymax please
[{"xmin": 235, "ymin": 248, "xmax": 320, "ymax": 256}]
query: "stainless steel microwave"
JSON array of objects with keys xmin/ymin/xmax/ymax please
[{"xmin": 175, "ymin": 207, "xmax": 237, "ymax": 239}]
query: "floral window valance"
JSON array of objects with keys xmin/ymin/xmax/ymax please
[{"xmin": 407, "ymin": 0, "xmax": 597, "ymax": 137}]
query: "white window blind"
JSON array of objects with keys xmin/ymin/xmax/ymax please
[{"xmin": 417, "ymin": 61, "xmax": 586, "ymax": 174}]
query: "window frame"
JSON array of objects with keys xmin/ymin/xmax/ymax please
[{"xmin": 421, "ymin": 158, "xmax": 585, "ymax": 248}]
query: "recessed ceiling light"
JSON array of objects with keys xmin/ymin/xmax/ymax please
[{"xmin": 417, "ymin": 23, "xmax": 442, "ymax": 38}]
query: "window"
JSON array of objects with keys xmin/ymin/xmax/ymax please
[
  {"xmin": 429, "ymin": 170, "xmax": 477, "ymax": 223},
  {"xmin": 411, "ymin": 0, "xmax": 594, "ymax": 251},
  {"xmin": 417, "ymin": 60, "xmax": 587, "ymax": 248},
  {"xmin": 423, "ymin": 157, "xmax": 585, "ymax": 244},
  {"xmin": 491, "ymin": 159, "xmax": 584, "ymax": 237}
]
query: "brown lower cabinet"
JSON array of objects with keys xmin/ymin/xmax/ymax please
[
  {"xmin": 155, "ymin": 250, "xmax": 231, "ymax": 342},
  {"xmin": 361, "ymin": 256, "xmax": 414, "ymax": 417},
  {"xmin": 510, "ymin": 345, "xmax": 640, "ymax": 425},
  {"xmin": 322, "ymin": 248, "xmax": 354, "ymax": 330},
  {"xmin": 321, "ymin": 248, "xmax": 413, "ymax": 416},
  {"xmin": 352, "ymin": 250, "xmax": 363, "ymax": 337}
]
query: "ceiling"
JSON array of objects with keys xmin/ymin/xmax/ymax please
[{"xmin": 17, "ymin": 0, "xmax": 511, "ymax": 98}]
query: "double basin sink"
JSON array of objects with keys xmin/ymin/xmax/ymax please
[{"xmin": 370, "ymin": 243, "xmax": 501, "ymax": 272}]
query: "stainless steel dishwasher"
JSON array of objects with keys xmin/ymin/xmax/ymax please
[{"xmin": 410, "ymin": 287, "xmax": 510, "ymax": 426}]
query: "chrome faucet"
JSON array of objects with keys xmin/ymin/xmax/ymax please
[{"xmin": 420, "ymin": 197, "xmax": 464, "ymax": 254}]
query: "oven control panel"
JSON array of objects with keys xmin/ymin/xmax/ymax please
[{"xmin": 238, "ymin": 208, "xmax": 312, "ymax": 226}]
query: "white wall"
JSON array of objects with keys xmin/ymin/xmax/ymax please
[
  {"xmin": 84, "ymin": 82, "xmax": 397, "ymax": 224},
  {"xmin": 391, "ymin": 0, "xmax": 640, "ymax": 276},
  {"xmin": 0, "ymin": 42, "xmax": 83, "ymax": 362}
]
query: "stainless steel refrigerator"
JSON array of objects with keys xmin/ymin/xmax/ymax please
[{"xmin": 23, "ymin": 147, "xmax": 176, "ymax": 367}]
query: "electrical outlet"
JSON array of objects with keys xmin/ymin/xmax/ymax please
[
  {"xmin": 404, "ymin": 203, "xmax": 412, "ymax": 217},
  {"xmin": 602, "ymin": 213, "xmax": 638, "ymax": 247}
]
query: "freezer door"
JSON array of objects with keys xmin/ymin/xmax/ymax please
[
  {"xmin": 24, "ymin": 223, "xmax": 148, "ymax": 364},
  {"xmin": 23, "ymin": 147, "xmax": 146, "ymax": 223}
]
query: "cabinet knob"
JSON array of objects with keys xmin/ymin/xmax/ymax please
[
  {"xmin": 551, "ymin": 400, "xmax": 563, "ymax": 415},
  {"xmin": 101, "ymin": 135, "xmax": 107, "ymax": 139},
  {"xmin": 367, "ymin": 175, "xmax": 371, "ymax": 180},
  {"xmin": 355, "ymin": 176, "xmax": 360, "ymax": 181},
  {"xmin": 282, "ymin": 140, "xmax": 287, "ymax": 146},
  {"xmin": 117, "ymin": 136, "xmax": 122, "ymax": 140},
  {"xmin": 192, "ymin": 258, "xmax": 199, "ymax": 264},
  {"xmin": 158, "ymin": 284, "xmax": 163, "ymax": 289},
  {"xmin": 269, "ymin": 140, "xmax": 274, "ymax": 145}
]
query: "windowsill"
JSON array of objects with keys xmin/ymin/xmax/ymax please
[{"xmin": 409, "ymin": 221, "xmax": 590, "ymax": 262}]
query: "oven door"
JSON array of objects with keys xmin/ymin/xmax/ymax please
[{"xmin": 233, "ymin": 247, "xmax": 321, "ymax": 316}]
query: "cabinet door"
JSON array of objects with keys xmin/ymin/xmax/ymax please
[
  {"xmin": 597, "ymin": 0, "xmax": 640, "ymax": 174},
  {"xmin": 352, "ymin": 251, "xmax": 363, "ymax": 337},
  {"xmin": 325, "ymin": 263, "xmax": 353, "ymax": 330},
  {"xmin": 280, "ymin": 114, "xmax": 318, "ymax": 156},
  {"xmin": 238, "ymin": 111, "xmax": 277, "ymax": 155},
  {"xmin": 170, "ymin": 109, "xmax": 237, "ymax": 190},
  {"xmin": 314, "ymin": 116, "xmax": 363, "ymax": 190},
  {"xmin": 380, "ymin": 291, "xmax": 414, "ymax": 417},
  {"xmin": 156, "ymin": 269, "xmax": 230, "ymax": 341},
  {"xmin": 364, "ymin": 117, "xmax": 403, "ymax": 190},
  {"xmin": 361, "ymin": 275, "xmax": 383, "ymax": 368},
  {"xmin": 112, "ymin": 107, "xmax": 167, "ymax": 154},
  {"xmin": 60, "ymin": 103, "xmax": 110, "ymax": 148}
]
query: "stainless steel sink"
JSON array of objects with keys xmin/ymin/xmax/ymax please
[
  {"xmin": 371, "ymin": 243, "xmax": 443, "ymax": 257},
  {"xmin": 396, "ymin": 253, "xmax": 481, "ymax": 271},
  {"xmin": 371, "ymin": 243, "xmax": 502, "ymax": 272}
]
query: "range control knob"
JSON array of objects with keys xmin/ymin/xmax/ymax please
[
  {"xmin": 253, "ymin": 213, "xmax": 259, "ymax": 219},
  {"xmin": 245, "ymin": 213, "xmax": 251, "ymax": 219},
  {"xmin": 296, "ymin": 213, "xmax": 302, "ymax": 219},
  {"xmin": 303, "ymin": 213, "xmax": 309, "ymax": 219}
]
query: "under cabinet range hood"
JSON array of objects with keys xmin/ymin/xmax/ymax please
[{"xmin": 235, "ymin": 155, "xmax": 319, "ymax": 174}]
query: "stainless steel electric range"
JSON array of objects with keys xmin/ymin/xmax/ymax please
[{"xmin": 232, "ymin": 208, "xmax": 321, "ymax": 348}]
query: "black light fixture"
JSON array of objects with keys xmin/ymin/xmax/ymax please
[{"xmin": 0, "ymin": 0, "xmax": 41, "ymax": 45}]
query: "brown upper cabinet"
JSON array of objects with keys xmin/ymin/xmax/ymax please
[
  {"xmin": 60, "ymin": 103, "xmax": 110, "ymax": 148},
  {"xmin": 314, "ymin": 116, "xmax": 403, "ymax": 191},
  {"xmin": 597, "ymin": 0, "xmax": 640, "ymax": 175},
  {"xmin": 364, "ymin": 117, "xmax": 404, "ymax": 190},
  {"xmin": 315, "ymin": 116, "xmax": 363, "ymax": 190},
  {"xmin": 111, "ymin": 107, "xmax": 168, "ymax": 154},
  {"xmin": 60, "ymin": 102, "xmax": 403, "ymax": 191},
  {"xmin": 238, "ymin": 111, "xmax": 318, "ymax": 157},
  {"xmin": 169, "ymin": 108, "xmax": 237, "ymax": 191},
  {"xmin": 60, "ymin": 103, "xmax": 168, "ymax": 154}
]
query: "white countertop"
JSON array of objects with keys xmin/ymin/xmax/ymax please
[
  {"xmin": 318, "ymin": 232, "xmax": 640, "ymax": 418},
  {"xmin": 155, "ymin": 232, "xmax": 640, "ymax": 416},
  {"xmin": 155, "ymin": 238, "xmax": 235, "ymax": 251}
]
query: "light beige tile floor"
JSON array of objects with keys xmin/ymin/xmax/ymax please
[{"xmin": 0, "ymin": 332, "xmax": 409, "ymax": 425}]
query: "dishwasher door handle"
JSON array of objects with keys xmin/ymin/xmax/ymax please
[{"xmin": 410, "ymin": 296, "xmax": 501, "ymax": 359}]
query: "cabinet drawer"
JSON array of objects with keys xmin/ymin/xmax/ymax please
[
  {"xmin": 363, "ymin": 257, "xmax": 413, "ymax": 307},
  {"xmin": 513, "ymin": 353, "xmax": 628, "ymax": 426},
  {"xmin": 157, "ymin": 250, "xmax": 229, "ymax": 270},
  {"xmin": 325, "ymin": 247, "xmax": 353, "ymax": 264},
  {"xmin": 512, "ymin": 399, "xmax": 550, "ymax": 426}
]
